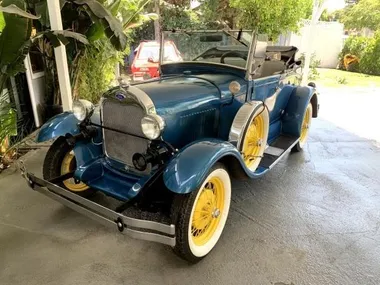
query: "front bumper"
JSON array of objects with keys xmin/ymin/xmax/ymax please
[{"xmin": 21, "ymin": 168, "xmax": 176, "ymax": 247}]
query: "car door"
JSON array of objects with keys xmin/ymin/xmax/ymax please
[{"xmin": 251, "ymin": 74, "xmax": 295, "ymax": 143}]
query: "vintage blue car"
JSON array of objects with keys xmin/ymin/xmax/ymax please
[{"xmin": 22, "ymin": 30, "xmax": 318, "ymax": 263}]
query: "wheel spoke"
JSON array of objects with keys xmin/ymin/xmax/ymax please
[
  {"xmin": 194, "ymin": 210, "xmax": 209, "ymax": 214},
  {"xmin": 192, "ymin": 215, "xmax": 210, "ymax": 222}
]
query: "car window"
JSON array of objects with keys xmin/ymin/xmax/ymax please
[
  {"xmin": 137, "ymin": 43, "xmax": 181, "ymax": 62},
  {"xmin": 138, "ymin": 46, "xmax": 159, "ymax": 60}
]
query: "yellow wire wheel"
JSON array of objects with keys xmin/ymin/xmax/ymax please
[
  {"xmin": 299, "ymin": 103, "xmax": 313, "ymax": 148},
  {"xmin": 191, "ymin": 176, "xmax": 225, "ymax": 246},
  {"xmin": 60, "ymin": 151, "xmax": 89, "ymax": 192},
  {"xmin": 241, "ymin": 106, "xmax": 269, "ymax": 171},
  {"xmin": 172, "ymin": 163, "xmax": 231, "ymax": 262}
]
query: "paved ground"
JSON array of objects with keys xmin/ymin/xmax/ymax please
[{"xmin": 1, "ymin": 88, "xmax": 380, "ymax": 285}]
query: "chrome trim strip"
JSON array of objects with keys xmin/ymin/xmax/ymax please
[
  {"xmin": 127, "ymin": 86, "xmax": 156, "ymax": 114},
  {"xmin": 101, "ymin": 86, "xmax": 156, "ymax": 115},
  {"xmin": 123, "ymin": 227, "xmax": 176, "ymax": 247},
  {"xmin": 27, "ymin": 174, "xmax": 176, "ymax": 241},
  {"xmin": 229, "ymin": 101, "xmax": 264, "ymax": 149}
]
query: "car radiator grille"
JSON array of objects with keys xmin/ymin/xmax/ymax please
[{"xmin": 102, "ymin": 99, "xmax": 148, "ymax": 167}]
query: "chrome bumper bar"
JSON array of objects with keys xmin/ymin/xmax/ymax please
[{"xmin": 21, "ymin": 169, "xmax": 175, "ymax": 247}]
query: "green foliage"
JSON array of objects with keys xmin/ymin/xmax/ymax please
[
  {"xmin": 120, "ymin": 0, "xmax": 155, "ymax": 30},
  {"xmin": 360, "ymin": 32, "xmax": 380, "ymax": 76},
  {"xmin": 199, "ymin": 0, "xmax": 237, "ymax": 28},
  {"xmin": 131, "ymin": 4, "xmax": 204, "ymax": 46},
  {"xmin": 299, "ymin": 53, "xmax": 321, "ymax": 80},
  {"xmin": 340, "ymin": 0, "xmax": 380, "ymax": 31},
  {"xmin": 0, "ymin": 89, "xmax": 17, "ymax": 149},
  {"xmin": 0, "ymin": 0, "xmax": 32, "ymax": 92},
  {"xmin": 72, "ymin": 0, "xmax": 155, "ymax": 101},
  {"xmin": 161, "ymin": 5, "xmax": 201, "ymax": 30},
  {"xmin": 336, "ymin": 76, "xmax": 348, "ymax": 85},
  {"xmin": 340, "ymin": 36, "xmax": 368, "ymax": 59},
  {"xmin": 338, "ymin": 35, "xmax": 368, "ymax": 72},
  {"xmin": 0, "ymin": 3, "xmax": 40, "ymax": 19},
  {"xmin": 229, "ymin": 0, "xmax": 313, "ymax": 38},
  {"xmin": 339, "ymin": 34, "xmax": 380, "ymax": 75},
  {"xmin": 0, "ymin": 12, "xmax": 4, "ymax": 31},
  {"xmin": 61, "ymin": 0, "xmax": 128, "ymax": 50},
  {"xmin": 75, "ymin": 39, "xmax": 126, "ymax": 102}
]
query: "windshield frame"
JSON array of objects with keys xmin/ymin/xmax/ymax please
[{"xmin": 159, "ymin": 30, "xmax": 258, "ymax": 79}]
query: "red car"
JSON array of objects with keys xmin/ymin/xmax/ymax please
[{"xmin": 131, "ymin": 40, "xmax": 182, "ymax": 81}]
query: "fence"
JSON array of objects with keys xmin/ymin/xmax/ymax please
[{"xmin": 277, "ymin": 20, "xmax": 345, "ymax": 68}]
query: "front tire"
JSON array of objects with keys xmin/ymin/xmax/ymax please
[
  {"xmin": 171, "ymin": 163, "xmax": 231, "ymax": 263},
  {"xmin": 43, "ymin": 137, "xmax": 95, "ymax": 197}
]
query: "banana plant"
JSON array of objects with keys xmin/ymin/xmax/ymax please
[
  {"xmin": 28, "ymin": 0, "xmax": 140, "ymax": 51},
  {"xmin": 0, "ymin": 0, "xmax": 88, "ymax": 154}
]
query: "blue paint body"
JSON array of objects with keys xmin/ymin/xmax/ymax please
[
  {"xmin": 37, "ymin": 62, "xmax": 318, "ymax": 200},
  {"xmin": 163, "ymin": 139, "xmax": 268, "ymax": 194},
  {"xmin": 37, "ymin": 112, "xmax": 81, "ymax": 142}
]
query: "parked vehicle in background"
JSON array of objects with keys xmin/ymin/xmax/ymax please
[
  {"xmin": 22, "ymin": 30, "xmax": 319, "ymax": 263},
  {"xmin": 131, "ymin": 40, "xmax": 182, "ymax": 81}
]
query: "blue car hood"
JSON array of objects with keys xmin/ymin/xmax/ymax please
[
  {"xmin": 135, "ymin": 74, "xmax": 247, "ymax": 148},
  {"xmin": 135, "ymin": 76, "xmax": 221, "ymax": 115}
]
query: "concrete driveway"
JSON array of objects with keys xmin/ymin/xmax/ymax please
[{"xmin": 1, "ymin": 87, "xmax": 379, "ymax": 285}]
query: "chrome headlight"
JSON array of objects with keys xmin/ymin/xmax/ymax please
[
  {"xmin": 72, "ymin": 100, "xmax": 94, "ymax": 121},
  {"xmin": 141, "ymin": 114, "xmax": 165, "ymax": 140}
]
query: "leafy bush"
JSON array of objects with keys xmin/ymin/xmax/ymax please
[
  {"xmin": 339, "ymin": 36, "xmax": 368, "ymax": 72},
  {"xmin": 75, "ymin": 39, "xmax": 127, "ymax": 102},
  {"xmin": 339, "ymin": 33, "xmax": 380, "ymax": 75},
  {"xmin": 360, "ymin": 32, "xmax": 380, "ymax": 76},
  {"xmin": 336, "ymin": 76, "xmax": 348, "ymax": 85},
  {"xmin": 299, "ymin": 53, "xmax": 321, "ymax": 80}
]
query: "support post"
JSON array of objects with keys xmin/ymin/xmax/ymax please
[
  {"xmin": 154, "ymin": 0, "xmax": 160, "ymax": 41},
  {"xmin": 47, "ymin": 0, "xmax": 73, "ymax": 111},
  {"xmin": 302, "ymin": 0, "xmax": 326, "ymax": 86}
]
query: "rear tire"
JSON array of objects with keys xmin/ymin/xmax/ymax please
[
  {"xmin": 292, "ymin": 103, "xmax": 313, "ymax": 153},
  {"xmin": 43, "ymin": 137, "xmax": 95, "ymax": 197},
  {"xmin": 171, "ymin": 163, "xmax": 231, "ymax": 263}
]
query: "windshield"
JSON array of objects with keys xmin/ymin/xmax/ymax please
[{"xmin": 162, "ymin": 30, "xmax": 253, "ymax": 69}]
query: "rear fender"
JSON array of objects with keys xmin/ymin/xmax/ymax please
[
  {"xmin": 282, "ymin": 86, "xmax": 318, "ymax": 137},
  {"xmin": 163, "ymin": 139, "xmax": 267, "ymax": 194}
]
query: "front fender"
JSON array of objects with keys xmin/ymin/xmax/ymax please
[
  {"xmin": 36, "ymin": 112, "xmax": 80, "ymax": 142},
  {"xmin": 36, "ymin": 107, "xmax": 101, "ymax": 143},
  {"xmin": 282, "ymin": 86, "xmax": 318, "ymax": 137},
  {"xmin": 163, "ymin": 139, "xmax": 268, "ymax": 194}
]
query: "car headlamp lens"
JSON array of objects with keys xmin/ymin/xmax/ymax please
[
  {"xmin": 72, "ymin": 100, "xmax": 94, "ymax": 121},
  {"xmin": 141, "ymin": 114, "xmax": 165, "ymax": 140}
]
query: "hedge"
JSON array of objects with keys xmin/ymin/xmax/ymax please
[{"xmin": 339, "ymin": 32, "xmax": 380, "ymax": 76}]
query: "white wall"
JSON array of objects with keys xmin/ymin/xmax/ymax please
[{"xmin": 278, "ymin": 20, "xmax": 345, "ymax": 68}]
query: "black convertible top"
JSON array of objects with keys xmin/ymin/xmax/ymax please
[{"xmin": 195, "ymin": 45, "xmax": 299, "ymax": 67}]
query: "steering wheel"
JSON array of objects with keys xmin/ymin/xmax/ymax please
[{"xmin": 220, "ymin": 51, "xmax": 247, "ymax": 64}]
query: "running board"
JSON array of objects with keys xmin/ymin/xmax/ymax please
[{"xmin": 259, "ymin": 135, "xmax": 299, "ymax": 169}]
